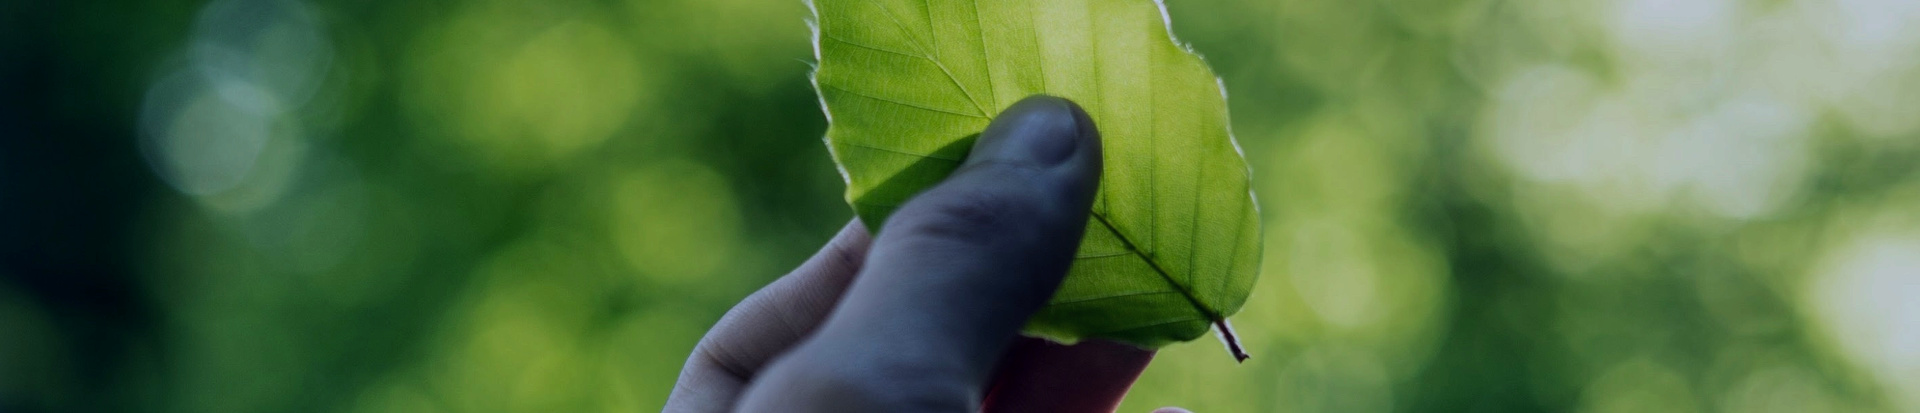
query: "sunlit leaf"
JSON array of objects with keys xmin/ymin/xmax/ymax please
[{"xmin": 811, "ymin": 0, "xmax": 1261, "ymax": 357}]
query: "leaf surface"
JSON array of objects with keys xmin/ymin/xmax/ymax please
[{"xmin": 811, "ymin": 0, "xmax": 1261, "ymax": 355}]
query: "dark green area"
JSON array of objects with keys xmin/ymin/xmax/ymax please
[{"xmin": 3, "ymin": 0, "xmax": 1917, "ymax": 412}]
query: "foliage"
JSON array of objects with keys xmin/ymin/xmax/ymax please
[
  {"xmin": 5, "ymin": 0, "xmax": 1920, "ymax": 412},
  {"xmin": 814, "ymin": 0, "xmax": 1260, "ymax": 350}
]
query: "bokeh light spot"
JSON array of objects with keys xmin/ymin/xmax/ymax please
[
  {"xmin": 611, "ymin": 159, "xmax": 743, "ymax": 282},
  {"xmin": 190, "ymin": 0, "xmax": 332, "ymax": 106},
  {"xmin": 1577, "ymin": 360, "xmax": 1700, "ymax": 413},
  {"xmin": 405, "ymin": 9, "xmax": 647, "ymax": 175},
  {"xmin": 1272, "ymin": 346, "xmax": 1394, "ymax": 413},
  {"xmin": 1807, "ymin": 231, "xmax": 1920, "ymax": 410},
  {"xmin": 141, "ymin": 73, "xmax": 286, "ymax": 196}
]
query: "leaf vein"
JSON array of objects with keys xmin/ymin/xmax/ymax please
[
  {"xmin": 969, "ymin": 0, "xmax": 996, "ymax": 109},
  {"xmin": 843, "ymin": 142, "xmax": 965, "ymax": 161},
  {"xmin": 1088, "ymin": 0, "xmax": 1111, "ymax": 219},
  {"xmin": 871, "ymin": 0, "xmax": 933, "ymax": 54},
  {"xmin": 1186, "ymin": 141, "xmax": 1204, "ymax": 289},
  {"xmin": 871, "ymin": 1, "xmax": 989, "ymax": 116},
  {"xmin": 1087, "ymin": 315, "xmax": 1206, "ymax": 338},
  {"xmin": 818, "ymin": 83, "xmax": 988, "ymax": 118},
  {"xmin": 823, "ymin": 33, "xmax": 932, "ymax": 62},
  {"xmin": 1147, "ymin": 39, "xmax": 1158, "ymax": 255},
  {"xmin": 1050, "ymin": 290, "xmax": 1178, "ymax": 306},
  {"xmin": 932, "ymin": 61, "xmax": 992, "ymax": 117},
  {"xmin": 1091, "ymin": 212, "xmax": 1220, "ymax": 320},
  {"xmin": 1028, "ymin": 0, "xmax": 1046, "ymax": 93},
  {"xmin": 1218, "ymin": 193, "xmax": 1252, "ymax": 303}
]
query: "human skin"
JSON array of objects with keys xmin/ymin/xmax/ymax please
[{"xmin": 663, "ymin": 96, "xmax": 1191, "ymax": 413}]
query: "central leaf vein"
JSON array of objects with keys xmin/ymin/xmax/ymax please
[{"xmin": 1091, "ymin": 212, "xmax": 1220, "ymax": 321}]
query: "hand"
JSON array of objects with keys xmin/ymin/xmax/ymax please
[{"xmin": 664, "ymin": 96, "xmax": 1189, "ymax": 412}]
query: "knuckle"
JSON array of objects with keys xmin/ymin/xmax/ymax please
[
  {"xmin": 693, "ymin": 337, "xmax": 754, "ymax": 380},
  {"xmin": 692, "ymin": 303, "xmax": 781, "ymax": 379}
]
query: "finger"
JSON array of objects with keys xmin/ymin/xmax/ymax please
[
  {"xmin": 664, "ymin": 220, "xmax": 872, "ymax": 413},
  {"xmin": 1152, "ymin": 408, "xmax": 1193, "ymax": 413},
  {"xmin": 738, "ymin": 95, "xmax": 1103, "ymax": 412},
  {"xmin": 980, "ymin": 338, "xmax": 1156, "ymax": 413}
]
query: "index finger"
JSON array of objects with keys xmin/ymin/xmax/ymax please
[{"xmin": 665, "ymin": 219, "xmax": 871, "ymax": 412}]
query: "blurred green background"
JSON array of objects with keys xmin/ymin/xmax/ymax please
[{"xmin": 5, "ymin": 0, "xmax": 1920, "ymax": 411}]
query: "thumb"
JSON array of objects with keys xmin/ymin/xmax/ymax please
[{"xmin": 736, "ymin": 95, "xmax": 1102, "ymax": 412}]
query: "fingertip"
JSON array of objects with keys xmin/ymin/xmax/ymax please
[
  {"xmin": 1152, "ymin": 407, "xmax": 1193, "ymax": 413},
  {"xmin": 969, "ymin": 95, "xmax": 1084, "ymax": 167}
]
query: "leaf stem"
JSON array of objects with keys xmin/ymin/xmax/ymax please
[{"xmin": 1214, "ymin": 319, "xmax": 1249, "ymax": 363}]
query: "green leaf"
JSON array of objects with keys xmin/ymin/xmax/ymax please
[{"xmin": 811, "ymin": 0, "xmax": 1260, "ymax": 358}]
